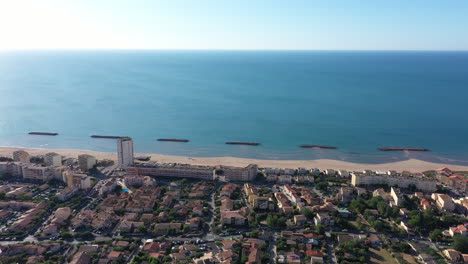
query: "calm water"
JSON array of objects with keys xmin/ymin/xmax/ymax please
[{"xmin": 0, "ymin": 50, "xmax": 467, "ymax": 165}]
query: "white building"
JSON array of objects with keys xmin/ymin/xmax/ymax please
[
  {"xmin": 338, "ymin": 170, "xmax": 350, "ymax": 178},
  {"xmin": 22, "ymin": 165, "xmax": 54, "ymax": 181},
  {"xmin": 310, "ymin": 168, "xmax": 321, "ymax": 176},
  {"xmin": 78, "ymin": 154, "xmax": 96, "ymax": 172},
  {"xmin": 117, "ymin": 137, "xmax": 134, "ymax": 168},
  {"xmin": 278, "ymin": 175, "xmax": 292, "ymax": 184},
  {"xmin": 390, "ymin": 187, "xmax": 404, "ymax": 207},
  {"xmin": 297, "ymin": 168, "xmax": 309, "ymax": 175},
  {"xmin": 351, "ymin": 171, "xmax": 437, "ymax": 192},
  {"xmin": 222, "ymin": 164, "xmax": 258, "ymax": 181},
  {"xmin": 264, "ymin": 168, "xmax": 280, "ymax": 175},
  {"xmin": 12, "ymin": 150, "xmax": 30, "ymax": 163},
  {"xmin": 72, "ymin": 174, "xmax": 91, "ymax": 189},
  {"xmin": 62, "ymin": 170, "xmax": 90, "ymax": 189},
  {"xmin": 0, "ymin": 162, "xmax": 23, "ymax": 177},
  {"xmin": 283, "ymin": 168, "xmax": 295, "ymax": 175},
  {"xmin": 44, "ymin": 152, "xmax": 62, "ymax": 167}
]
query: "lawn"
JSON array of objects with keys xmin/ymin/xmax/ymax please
[{"xmin": 368, "ymin": 247, "xmax": 398, "ymax": 264}]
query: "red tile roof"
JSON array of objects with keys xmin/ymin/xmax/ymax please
[{"xmin": 306, "ymin": 250, "xmax": 324, "ymax": 257}]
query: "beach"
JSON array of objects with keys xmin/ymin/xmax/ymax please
[{"xmin": 1, "ymin": 146, "xmax": 468, "ymax": 172}]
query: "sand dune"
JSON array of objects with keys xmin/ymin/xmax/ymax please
[{"xmin": 1, "ymin": 146, "xmax": 468, "ymax": 172}]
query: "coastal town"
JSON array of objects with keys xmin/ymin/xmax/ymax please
[{"xmin": 0, "ymin": 138, "xmax": 468, "ymax": 264}]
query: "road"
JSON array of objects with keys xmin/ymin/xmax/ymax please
[
  {"xmin": 203, "ymin": 183, "xmax": 217, "ymax": 240},
  {"xmin": 325, "ymin": 231, "xmax": 337, "ymax": 264},
  {"xmin": 269, "ymin": 231, "xmax": 278, "ymax": 264}
]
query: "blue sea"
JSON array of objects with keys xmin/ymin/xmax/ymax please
[{"xmin": 0, "ymin": 50, "xmax": 467, "ymax": 165}]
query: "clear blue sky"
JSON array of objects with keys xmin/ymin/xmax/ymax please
[{"xmin": 1, "ymin": 0, "xmax": 467, "ymax": 50}]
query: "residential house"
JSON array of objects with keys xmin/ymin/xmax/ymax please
[
  {"xmin": 432, "ymin": 193, "xmax": 456, "ymax": 212},
  {"xmin": 449, "ymin": 224, "xmax": 468, "ymax": 237},
  {"xmin": 294, "ymin": 215, "xmax": 307, "ymax": 226},
  {"xmin": 314, "ymin": 212, "xmax": 333, "ymax": 226},
  {"xmin": 443, "ymin": 249, "xmax": 461, "ymax": 262},
  {"xmin": 221, "ymin": 211, "xmax": 246, "ymax": 226}
]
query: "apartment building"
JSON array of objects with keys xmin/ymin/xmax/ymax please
[
  {"xmin": 221, "ymin": 211, "xmax": 246, "ymax": 226},
  {"xmin": 78, "ymin": 154, "xmax": 96, "ymax": 172},
  {"xmin": 127, "ymin": 162, "xmax": 214, "ymax": 180},
  {"xmin": 390, "ymin": 187, "xmax": 404, "ymax": 207},
  {"xmin": 243, "ymin": 183, "xmax": 274, "ymax": 210},
  {"xmin": 432, "ymin": 193, "xmax": 456, "ymax": 212},
  {"xmin": 0, "ymin": 162, "xmax": 23, "ymax": 177},
  {"xmin": 117, "ymin": 137, "xmax": 134, "ymax": 168},
  {"xmin": 22, "ymin": 165, "xmax": 54, "ymax": 181},
  {"xmin": 351, "ymin": 171, "xmax": 436, "ymax": 192},
  {"xmin": 12, "ymin": 150, "xmax": 30, "ymax": 163},
  {"xmin": 44, "ymin": 152, "xmax": 62, "ymax": 167},
  {"xmin": 283, "ymin": 184, "xmax": 301, "ymax": 205},
  {"xmin": 222, "ymin": 164, "xmax": 258, "ymax": 181}
]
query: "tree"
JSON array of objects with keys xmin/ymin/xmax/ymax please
[
  {"xmin": 429, "ymin": 229, "xmax": 442, "ymax": 242},
  {"xmin": 114, "ymin": 185, "xmax": 122, "ymax": 193},
  {"xmin": 241, "ymin": 256, "xmax": 248, "ymax": 263},
  {"xmin": 316, "ymin": 182, "xmax": 328, "ymax": 191},
  {"xmin": 453, "ymin": 236, "xmax": 468, "ymax": 254},
  {"xmin": 315, "ymin": 224, "xmax": 325, "ymax": 235},
  {"xmin": 303, "ymin": 208, "xmax": 315, "ymax": 219},
  {"xmin": 138, "ymin": 225, "xmax": 148, "ymax": 234},
  {"xmin": 60, "ymin": 232, "xmax": 73, "ymax": 239}
]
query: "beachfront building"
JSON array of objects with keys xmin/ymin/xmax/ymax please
[
  {"xmin": 351, "ymin": 171, "xmax": 437, "ymax": 192},
  {"xmin": 12, "ymin": 150, "xmax": 30, "ymax": 163},
  {"xmin": 117, "ymin": 137, "xmax": 134, "ymax": 168},
  {"xmin": 44, "ymin": 152, "xmax": 62, "ymax": 167},
  {"xmin": 264, "ymin": 168, "xmax": 281, "ymax": 175},
  {"xmin": 78, "ymin": 154, "xmax": 96, "ymax": 172},
  {"xmin": 126, "ymin": 162, "xmax": 214, "ymax": 180},
  {"xmin": 0, "ymin": 162, "xmax": 23, "ymax": 177},
  {"xmin": 22, "ymin": 165, "xmax": 55, "ymax": 181},
  {"xmin": 221, "ymin": 164, "xmax": 258, "ymax": 181}
]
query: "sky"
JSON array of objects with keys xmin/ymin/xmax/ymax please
[{"xmin": 0, "ymin": 0, "xmax": 467, "ymax": 50}]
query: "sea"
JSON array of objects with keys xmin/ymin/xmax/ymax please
[{"xmin": 0, "ymin": 50, "xmax": 467, "ymax": 165}]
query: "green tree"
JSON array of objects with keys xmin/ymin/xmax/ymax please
[
  {"xmin": 453, "ymin": 236, "xmax": 468, "ymax": 254},
  {"xmin": 429, "ymin": 229, "xmax": 442, "ymax": 242},
  {"xmin": 315, "ymin": 224, "xmax": 325, "ymax": 235},
  {"xmin": 316, "ymin": 182, "xmax": 328, "ymax": 191},
  {"xmin": 137, "ymin": 225, "xmax": 148, "ymax": 234},
  {"xmin": 303, "ymin": 208, "xmax": 315, "ymax": 219}
]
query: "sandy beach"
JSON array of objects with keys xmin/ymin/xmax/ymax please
[{"xmin": 1, "ymin": 146, "xmax": 468, "ymax": 173}]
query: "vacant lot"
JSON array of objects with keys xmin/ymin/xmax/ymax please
[{"xmin": 369, "ymin": 247, "xmax": 398, "ymax": 264}]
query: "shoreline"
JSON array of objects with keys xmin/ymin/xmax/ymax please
[{"xmin": 1, "ymin": 146, "xmax": 468, "ymax": 172}]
